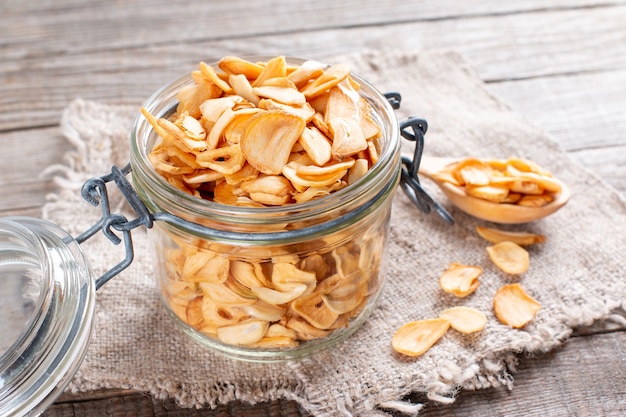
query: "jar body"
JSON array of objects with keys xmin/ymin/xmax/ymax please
[
  {"xmin": 150, "ymin": 187, "xmax": 394, "ymax": 360},
  {"xmin": 130, "ymin": 59, "xmax": 400, "ymax": 361}
]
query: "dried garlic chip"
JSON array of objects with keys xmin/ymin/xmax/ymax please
[
  {"xmin": 322, "ymin": 287, "xmax": 364, "ymax": 315},
  {"xmin": 391, "ymin": 318, "xmax": 450, "ymax": 357},
  {"xmin": 439, "ymin": 262, "xmax": 482, "ymax": 298},
  {"xmin": 347, "ymin": 159, "xmax": 369, "ymax": 185},
  {"xmin": 198, "ymin": 282, "xmax": 256, "ymax": 305},
  {"xmin": 476, "ymin": 226, "xmax": 546, "ymax": 246},
  {"xmin": 285, "ymin": 317, "xmax": 332, "ymax": 340},
  {"xmin": 247, "ymin": 336, "xmax": 299, "ymax": 349},
  {"xmin": 517, "ymin": 194, "xmax": 553, "ymax": 207},
  {"xmin": 186, "ymin": 297, "xmax": 204, "ymax": 327},
  {"xmin": 299, "ymin": 126, "xmax": 332, "ymax": 166},
  {"xmin": 199, "ymin": 61, "xmax": 233, "ymax": 94},
  {"xmin": 175, "ymin": 81, "xmax": 222, "ymax": 119},
  {"xmin": 287, "ymin": 60, "xmax": 325, "ymax": 87},
  {"xmin": 199, "ymin": 95, "xmax": 244, "ymax": 124},
  {"xmin": 252, "ymin": 85, "xmax": 306, "ymax": 105},
  {"xmin": 201, "ymin": 297, "xmax": 246, "ymax": 328},
  {"xmin": 506, "ymin": 157, "xmax": 553, "ymax": 177},
  {"xmin": 146, "ymin": 57, "xmax": 383, "ymax": 207},
  {"xmin": 242, "ymin": 300, "xmax": 286, "ymax": 322},
  {"xmin": 196, "ymin": 144, "xmax": 245, "ymax": 174},
  {"xmin": 456, "ymin": 160, "xmax": 493, "ymax": 186},
  {"xmin": 465, "ymin": 184, "xmax": 510, "ymax": 203},
  {"xmin": 251, "ymin": 283, "xmax": 307, "ymax": 305},
  {"xmin": 439, "ymin": 306, "xmax": 487, "ymax": 334},
  {"xmin": 252, "ymin": 55, "xmax": 287, "ymax": 87},
  {"xmin": 300, "ymin": 253, "xmax": 330, "ymax": 280},
  {"xmin": 240, "ymin": 175, "xmax": 294, "ymax": 206},
  {"xmin": 325, "ymin": 85, "xmax": 358, "ymax": 124},
  {"xmin": 301, "ymin": 63, "xmax": 350, "ymax": 99},
  {"xmin": 291, "ymin": 292, "xmax": 339, "ymax": 330},
  {"xmin": 216, "ymin": 320, "xmax": 269, "ymax": 345},
  {"xmin": 493, "ymin": 283, "xmax": 541, "ymax": 328},
  {"xmin": 486, "ymin": 241, "xmax": 529, "ymax": 274},
  {"xmin": 240, "ymin": 111, "xmax": 306, "ymax": 175},
  {"xmin": 271, "ymin": 262, "xmax": 317, "ymax": 289},
  {"xmin": 265, "ymin": 323, "xmax": 298, "ymax": 339},
  {"xmin": 434, "ymin": 156, "xmax": 563, "ymax": 209},
  {"xmin": 228, "ymin": 74, "xmax": 260, "ymax": 105},
  {"xmin": 329, "ymin": 117, "xmax": 368, "ymax": 158},
  {"xmin": 218, "ymin": 56, "xmax": 264, "ymax": 79}
]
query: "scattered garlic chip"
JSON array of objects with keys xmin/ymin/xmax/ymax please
[
  {"xmin": 486, "ymin": 241, "xmax": 530, "ymax": 274},
  {"xmin": 493, "ymin": 283, "xmax": 541, "ymax": 328},
  {"xmin": 476, "ymin": 226, "xmax": 546, "ymax": 246},
  {"xmin": 439, "ymin": 262, "xmax": 482, "ymax": 297},
  {"xmin": 392, "ymin": 318, "xmax": 450, "ymax": 357},
  {"xmin": 439, "ymin": 306, "xmax": 487, "ymax": 334}
]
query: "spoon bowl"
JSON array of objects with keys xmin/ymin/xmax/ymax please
[{"xmin": 418, "ymin": 156, "xmax": 571, "ymax": 224}]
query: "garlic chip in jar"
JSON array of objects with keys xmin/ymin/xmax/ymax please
[{"xmin": 142, "ymin": 56, "xmax": 382, "ymax": 208}]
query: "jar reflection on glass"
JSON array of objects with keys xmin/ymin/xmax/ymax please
[{"xmin": 130, "ymin": 59, "xmax": 401, "ymax": 361}]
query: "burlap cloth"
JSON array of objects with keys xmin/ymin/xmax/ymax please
[{"xmin": 42, "ymin": 50, "xmax": 626, "ymax": 416}]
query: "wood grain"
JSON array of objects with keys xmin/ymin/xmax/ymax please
[
  {"xmin": 419, "ymin": 332, "xmax": 626, "ymax": 416},
  {"xmin": 3, "ymin": 0, "xmax": 626, "ymax": 415},
  {"xmin": 2, "ymin": 0, "xmax": 621, "ymax": 58},
  {"xmin": 2, "ymin": 5, "xmax": 625, "ymax": 212},
  {"xmin": 41, "ymin": 332, "xmax": 626, "ymax": 416},
  {"xmin": 3, "ymin": 6, "xmax": 626, "ymax": 131}
]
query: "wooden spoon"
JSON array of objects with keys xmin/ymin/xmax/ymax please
[{"xmin": 417, "ymin": 156, "xmax": 571, "ymax": 224}]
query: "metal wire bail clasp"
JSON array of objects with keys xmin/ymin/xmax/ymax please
[
  {"xmin": 75, "ymin": 164, "xmax": 154, "ymax": 290},
  {"xmin": 384, "ymin": 92, "xmax": 454, "ymax": 225}
]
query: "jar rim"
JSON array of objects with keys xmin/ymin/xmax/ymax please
[{"xmin": 130, "ymin": 57, "xmax": 400, "ymax": 229}]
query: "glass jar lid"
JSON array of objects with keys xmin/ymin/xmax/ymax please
[{"xmin": 0, "ymin": 217, "xmax": 96, "ymax": 417}]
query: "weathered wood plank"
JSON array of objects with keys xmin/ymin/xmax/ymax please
[
  {"xmin": 487, "ymin": 69, "xmax": 626, "ymax": 195},
  {"xmin": 420, "ymin": 332, "xmax": 626, "ymax": 416},
  {"xmin": 0, "ymin": 127, "xmax": 73, "ymax": 213},
  {"xmin": 3, "ymin": 65, "xmax": 624, "ymax": 217},
  {"xmin": 46, "ymin": 393, "xmax": 306, "ymax": 417},
  {"xmin": 2, "ymin": 0, "xmax": 622, "ymax": 59},
  {"xmin": 3, "ymin": 6, "xmax": 626, "ymax": 133},
  {"xmin": 488, "ymin": 68, "xmax": 626, "ymax": 152},
  {"xmin": 41, "ymin": 332, "xmax": 626, "ymax": 416},
  {"xmin": 568, "ymin": 146, "xmax": 626, "ymax": 196}
]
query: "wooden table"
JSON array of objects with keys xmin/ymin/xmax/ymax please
[{"xmin": 2, "ymin": 1, "xmax": 625, "ymax": 415}]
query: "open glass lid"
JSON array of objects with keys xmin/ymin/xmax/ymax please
[{"xmin": 0, "ymin": 217, "xmax": 96, "ymax": 417}]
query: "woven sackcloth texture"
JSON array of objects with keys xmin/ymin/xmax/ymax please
[{"xmin": 43, "ymin": 50, "xmax": 626, "ymax": 416}]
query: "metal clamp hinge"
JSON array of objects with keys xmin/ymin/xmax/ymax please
[
  {"xmin": 76, "ymin": 164, "xmax": 154, "ymax": 289},
  {"xmin": 385, "ymin": 92, "xmax": 454, "ymax": 225}
]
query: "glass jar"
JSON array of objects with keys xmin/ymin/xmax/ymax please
[
  {"xmin": 0, "ymin": 217, "xmax": 95, "ymax": 416},
  {"xmin": 130, "ymin": 59, "xmax": 401, "ymax": 361}
]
